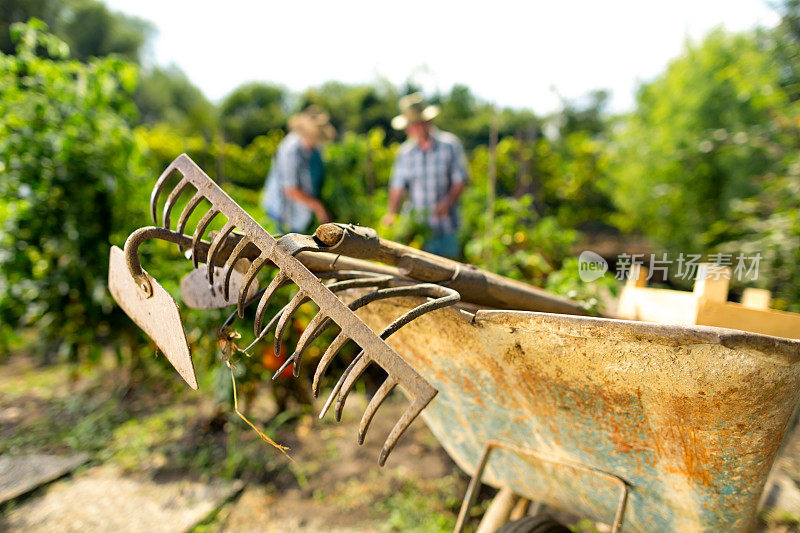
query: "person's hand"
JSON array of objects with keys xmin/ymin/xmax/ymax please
[
  {"xmin": 315, "ymin": 205, "xmax": 332, "ymax": 224},
  {"xmin": 381, "ymin": 212, "xmax": 396, "ymax": 227},
  {"xmin": 434, "ymin": 199, "xmax": 450, "ymax": 220}
]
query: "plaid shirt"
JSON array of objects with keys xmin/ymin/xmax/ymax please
[
  {"xmin": 389, "ymin": 129, "xmax": 468, "ymax": 233},
  {"xmin": 260, "ymin": 132, "xmax": 323, "ymax": 233}
]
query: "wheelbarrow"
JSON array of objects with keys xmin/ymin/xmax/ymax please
[
  {"xmin": 109, "ymin": 155, "xmax": 800, "ymax": 532},
  {"xmin": 307, "ymin": 223, "xmax": 800, "ymax": 532}
]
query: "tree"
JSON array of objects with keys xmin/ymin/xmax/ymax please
[
  {"xmin": 300, "ymin": 80, "xmax": 399, "ymax": 139},
  {"xmin": 706, "ymin": 1, "xmax": 800, "ymax": 310},
  {"xmin": 557, "ymin": 89, "xmax": 610, "ymax": 139},
  {"xmin": 434, "ymin": 85, "xmax": 542, "ymax": 150},
  {"xmin": 607, "ymin": 29, "xmax": 787, "ymax": 251},
  {"xmin": 55, "ymin": 0, "xmax": 152, "ymax": 63},
  {"xmin": 0, "ymin": 20, "xmax": 145, "ymax": 358},
  {"xmin": 0, "ymin": 0, "xmax": 58, "ymax": 54},
  {"xmin": 1, "ymin": 0, "xmax": 153, "ymax": 62},
  {"xmin": 134, "ymin": 65, "xmax": 216, "ymax": 137},
  {"xmin": 773, "ymin": 0, "xmax": 800, "ymax": 101},
  {"xmin": 220, "ymin": 82, "xmax": 289, "ymax": 146}
]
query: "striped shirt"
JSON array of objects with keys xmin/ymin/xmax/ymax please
[
  {"xmin": 260, "ymin": 132, "xmax": 324, "ymax": 233},
  {"xmin": 389, "ymin": 129, "xmax": 468, "ymax": 233}
]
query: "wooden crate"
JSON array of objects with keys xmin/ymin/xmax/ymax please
[{"xmin": 618, "ymin": 263, "xmax": 800, "ymax": 339}]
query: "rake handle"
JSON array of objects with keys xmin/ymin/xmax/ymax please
[
  {"xmin": 313, "ymin": 223, "xmax": 591, "ymax": 316},
  {"xmin": 125, "ymin": 224, "xmax": 589, "ymax": 315},
  {"xmin": 122, "ymin": 226, "xmax": 398, "ymax": 296}
]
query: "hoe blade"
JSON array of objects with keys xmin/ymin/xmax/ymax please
[
  {"xmin": 108, "ymin": 246, "xmax": 197, "ymax": 389},
  {"xmin": 180, "ymin": 260, "xmax": 257, "ymax": 310}
]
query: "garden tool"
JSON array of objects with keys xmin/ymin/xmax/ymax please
[
  {"xmin": 180, "ymin": 259, "xmax": 258, "ymax": 310},
  {"xmin": 109, "ymin": 154, "xmax": 460, "ymax": 465}
]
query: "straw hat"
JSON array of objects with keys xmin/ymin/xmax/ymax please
[
  {"xmin": 391, "ymin": 93, "xmax": 440, "ymax": 130},
  {"xmin": 288, "ymin": 105, "xmax": 337, "ymax": 144}
]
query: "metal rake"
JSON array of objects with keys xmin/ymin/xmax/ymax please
[{"xmin": 110, "ymin": 154, "xmax": 461, "ymax": 465}]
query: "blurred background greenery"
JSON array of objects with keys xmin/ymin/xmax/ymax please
[{"xmin": 2, "ymin": 1, "xmax": 800, "ymax": 530}]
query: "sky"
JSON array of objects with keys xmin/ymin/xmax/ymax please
[{"xmin": 104, "ymin": 0, "xmax": 780, "ymax": 115}]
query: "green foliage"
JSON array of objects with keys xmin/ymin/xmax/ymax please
[
  {"xmin": 434, "ymin": 84, "xmax": 543, "ymax": 150},
  {"xmin": 1, "ymin": 0, "xmax": 153, "ymax": 61},
  {"xmin": 543, "ymin": 131, "xmax": 613, "ymax": 228},
  {"xmin": 773, "ymin": 0, "xmax": 800, "ymax": 101},
  {"xmin": 133, "ymin": 66, "xmax": 216, "ymax": 136},
  {"xmin": 462, "ymin": 194, "xmax": 579, "ymax": 285},
  {"xmin": 322, "ymin": 129, "xmax": 394, "ymax": 227},
  {"xmin": 375, "ymin": 473, "xmax": 461, "ymax": 532},
  {"xmin": 711, "ymin": 155, "xmax": 800, "ymax": 311},
  {"xmin": 222, "ymin": 131, "xmax": 284, "ymax": 189},
  {"xmin": 545, "ymin": 257, "xmax": 618, "ymax": 315},
  {"xmin": 0, "ymin": 20, "xmax": 144, "ymax": 356},
  {"xmin": 136, "ymin": 125, "xmax": 284, "ymax": 190},
  {"xmin": 608, "ymin": 29, "xmax": 787, "ymax": 251},
  {"xmin": 0, "ymin": 0, "xmax": 58, "ymax": 55},
  {"xmin": 56, "ymin": 0, "xmax": 152, "ymax": 63},
  {"xmin": 300, "ymin": 80, "xmax": 400, "ymax": 141},
  {"xmin": 556, "ymin": 89, "xmax": 610, "ymax": 139},
  {"xmin": 220, "ymin": 82, "xmax": 289, "ymax": 146}
]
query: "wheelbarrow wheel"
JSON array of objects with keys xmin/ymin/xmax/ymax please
[{"xmin": 496, "ymin": 515, "xmax": 571, "ymax": 533}]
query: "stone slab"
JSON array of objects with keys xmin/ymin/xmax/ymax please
[
  {"xmin": 1, "ymin": 465, "xmax": 243, "ymax": 532},
  {"xmin": 0, "ymin": 453, "xmax": 89, "ymax": 504}
]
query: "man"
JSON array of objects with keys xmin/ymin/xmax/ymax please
[
  {"xmin": 261, "ymin": 105, "xmax": 336, "ymax": 233},
  {"xmin": 382, "ymin": 93, "xmax": 468, "ymax": 258}
]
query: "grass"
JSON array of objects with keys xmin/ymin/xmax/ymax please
[
  {"xmin": 326, "ymin": 469, "xmax": 463, "ymax": 532},
  {"xmin": 1, "ymin": 353, "xmax": 471, "ymax": 531}
]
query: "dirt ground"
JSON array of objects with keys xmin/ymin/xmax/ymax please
[
  {"xmin": 2, "ymin": 353, "xmax": 800, "ymax": 532},
  {"xmin": 0, "ymin": 355, "xmax": 471, "ymax": 532}
]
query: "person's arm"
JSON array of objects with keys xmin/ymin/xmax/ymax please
[
  {"xmin": 383, "ymin": 150, "xmax": 409, "ymax": 226},
  {"xmin": 283, "ymin": 186, "xmax": 331, "ymax": 223},
  {"xmin": 434, "ymin": 181, "xmax": 465, "ymax": 219},
  {"xmin": 434, "ymin": 138, "xmax": 468, "ymax": 219},
  {"xmin": 279, "ymin": 142, "xmax": 331, "ymax": 224},
  {"xmin": 382, "ymin": 187, "xmax": 405, "ymax": 226}
]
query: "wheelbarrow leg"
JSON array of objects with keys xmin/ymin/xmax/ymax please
[
  {"xmin": 454, "ymin": 441, "xmax": 630, "ymax": 533},
  {"xmin": 476, "ymin": 487, "xmax": 521, "ymax": 533},
  {"xmin": 509, "ymin": 497, "xmax": 532, "ymax": 521}
]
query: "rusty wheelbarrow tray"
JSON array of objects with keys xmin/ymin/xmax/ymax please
[
  {"xmin": 352, "ymin": 295, "xmax": 800, "ymax": 532},
  {"xmin": 110, "ymin": 156, "xmax": 800, "ymax": 532}
]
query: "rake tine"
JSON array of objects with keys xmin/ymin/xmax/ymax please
[
  {"xmin": 341, "ymin": 284, "xmax": 436, "ymax": 315},
  {"xmin": 253, "ymin": 271, "xmax": 290, "ymax": 335},
  {"xmin": 335, "ymin": 354, "xmax": 371, "ymax": 422},
  {"xmin": 381, "ymin": 288, "xmax": 461, "ymax": 338},
  {"xmin": 289, "ymin": 277, "xmax": 396, "ymax": 371},
  {"xmin": 359, "ymin": 378, "xmax": 397, "ymax": 445},
  {"xmin": 207, "ymin": 221, "xmax": 236, "ymax": 283},
  {"xmin": 244, "ymin": 304, "xmax": 286, "ymax": 353},
  {"xmin": 319, "ymin": 353, "xmax": 357, "ymax": 419},
  {"xmin": 306, "ymin": 287, "xmax": 425, "ymax": 395},
  {"xmin": 150, "ymin": 161, "xmax": 182, "ymax": 224},
  {"xmin": 176, "ymin": 191, "xmax": 204, "ymax": 250},
  {"xmin": 379, "ymin": 398, "xmax": 432, "ymax": 466},
  {"xmin": 273, "ymin": 290, "xmax": 308, "ymax": 357},
  {"xmin": 220, "ymin": 287, "xmax": 265, "ymax": 332},
  {"xmin": 281, "ymin": 311, "xmax": 332, "ymax": 379},
  {"xmin": 222, "ymin": 237, "xmax": 252, "ymax": 301},
  {"xmin": 192, "ymin": 209, "xmax": 220, "ymax": 269},
  {"xmin": 251, "ymin": 275, "xmax": 396, "ymax": 347},
  {"xmin": 273, "ymin": 351, "xmax": 297, "ymax": 378},
  {"xmin": 331, "ymin": 275, "xmax": 394, "ymax": 291},
  {"xmin": 326, "ymin": 286, "xmax": 459, "ymax": 427},
  {"xmin": 237, "ymin": 254, "xmax": 269, "ymax": 318},
  {"xmin": 312, "ymin": 333, "xmax": 349, "ymax": 398},
  {"xmin": 162, "ymin": 177, "xmax": 190, "ymax": 229}
]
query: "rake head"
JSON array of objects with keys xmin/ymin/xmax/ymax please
[{"xmin": 110, "ymin": 154, "xmax": 459, "ymax": 465}]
